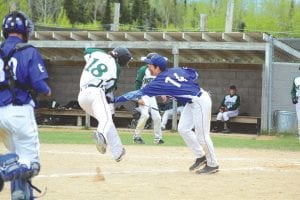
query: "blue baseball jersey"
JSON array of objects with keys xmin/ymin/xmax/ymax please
[
  {"xmin": 0, "ymin": 36, "xmax": 50, "ymax": 106},
  {"xmin": 115, "ymin": 67, "xmax": 201, "ymax": 104}
]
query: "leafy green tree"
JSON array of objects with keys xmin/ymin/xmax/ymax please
[{"xmin": 103, "ymin": 0, "xmax": 111, "ymax": 30}]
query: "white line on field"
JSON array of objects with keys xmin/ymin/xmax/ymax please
[
  {"xmin": 36, "ymin": 167, "xmax": 300, "ymax": 179},
  {"xmin": 41, "ymin": 150, "xmax": 300, "ymax": 164}
]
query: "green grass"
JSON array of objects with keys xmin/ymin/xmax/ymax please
[{"xmin": 38, "ymin": 128, "xmax": 300, "ymax": 151}]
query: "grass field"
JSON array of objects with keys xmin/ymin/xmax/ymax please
[{"xmin": 38, "ymin": 127, "xmax": 300, "ymax": 151}]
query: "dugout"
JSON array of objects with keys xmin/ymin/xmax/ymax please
[{"xmin": 7, "ymin": 31, "xmax": 300, "ymax": 133}]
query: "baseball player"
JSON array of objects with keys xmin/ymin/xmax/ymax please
[
  {"xmin": 78, "ymin": 47, "xmax": 132, "ymax": 162},
  {"xmin": 0, "ymin": 11, "xmax": 51, "ymax": 199},
  {"xmin": 213, "ymin": 85, "xmax": 240, "ymax": 133},
  {"xmin": 291, "ymin": 71, "xmax": 300, "ymax": 142},
  {"xmin": 132, "ymin": 53, "xmax": 164, "ymax": 144},
  {"xmin": 115, "ymin": 54, "xmax": 219, "ymax": 174}
]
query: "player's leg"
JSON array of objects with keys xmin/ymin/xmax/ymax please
[
  {"xmin": 78, "ymin": 88, "xmax": 107, "ymax": 153},
  {"xmin": 91, "ymin": 89, "xmax": 125, "ymax": 161},
  {"xmin": 149, "ymin": 97, "xmax": 163, "ymax": 144},
  {"xmin": 134, "ymin": 96, "xmax": 150, "ymax": 144},
  {"xmin": 191, "ymin": 92, "xmax": 219, "ymax": 174},
  {"xmin": 212, "ymin": 112, "xmax": 224, "ymax": 132},
  {"xmin": 161, "ymin": 109, "xmax": 172, "ymax": 129},
  {"xmin": 222, "ymin": 110, "xmax": 238, "ymax": 133},
  {"xmin": 178, "ymin": 104, "xmax": 206, "ymax": 171},
  {"xmin": 0, "ymin": 105, "xmax": 41, "ymax": 198}
]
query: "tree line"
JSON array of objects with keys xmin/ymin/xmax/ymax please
[{"xmin": 1, "ymin": 0, "xmax": 300, "ymax": 37}]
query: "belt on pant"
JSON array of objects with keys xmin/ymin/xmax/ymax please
[{"xmin": 188, "ymin": 91, "xmax": 202, "ymax": 104}]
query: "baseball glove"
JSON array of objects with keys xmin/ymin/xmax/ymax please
[
  {"xmin": 292, "ymin": 97, "xmax": 298, "ymax": 104},
  {"xmin": 220, "ymin": 106, "xmax": 227, "ymax": 112}
]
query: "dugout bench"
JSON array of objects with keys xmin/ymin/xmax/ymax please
[
  {"xmin": 36, "ymin": 108, "xmax": 261, "ymax": 132},
  {"xmin": 211, "ymin": 115, "xmax": 261, "ymax": 133},
  {"xmin": 36, "ymin": 108, "xmax": 131, "ymax": 128}
]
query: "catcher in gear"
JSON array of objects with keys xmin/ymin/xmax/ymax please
[{"xmin": 0, "ymin": 11, "xmax": 51, "ymax": 199}]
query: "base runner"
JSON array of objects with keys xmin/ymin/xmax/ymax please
[{"xmin": 78, "ymin": 47, "xmax": 132, "ymax": 161}]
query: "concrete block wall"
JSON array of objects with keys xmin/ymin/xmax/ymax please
[
  {"xmin": 272, "ymin": 63, "xmax": 300, "ymax": 113},
  {"xmin": 271, "ymin": 63, "xmax": 300, "ymax": 132},
  {"xmin": 197, "ymin": 68, "xmax": 262, "ymax": 116},
  {"xmin": 44, "ymin": 61, "xmax": 262, "ymax": 117}
]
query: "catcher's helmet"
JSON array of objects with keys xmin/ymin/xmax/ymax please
[
  {"xmin": 112, "ymin": 47, "xmax": 132, "ymax": 67},
  {"xmin": 2, "ymin": 11, "xmax": 34, "ymax": 42}
]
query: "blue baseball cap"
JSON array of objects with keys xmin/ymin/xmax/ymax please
[{"xmin": 144, "ymin": 54, "xmax": 167, "ymax": 71}]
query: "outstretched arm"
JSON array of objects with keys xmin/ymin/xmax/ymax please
[{"xmin": 114, "ymin": 90, "xmax": 144, "ymax": 103}]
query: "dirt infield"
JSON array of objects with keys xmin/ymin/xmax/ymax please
[{"xmin": 1, "ymin": 144, "xmax": 300, "ymax": 200}]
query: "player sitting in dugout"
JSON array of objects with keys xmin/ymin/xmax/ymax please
[{"xmin": 212, "ymin": 85, "xmax": 240, "ymax": 133}]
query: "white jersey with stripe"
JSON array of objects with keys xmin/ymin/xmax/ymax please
[
  {"xmin": 80, "ymin": 50, "xmax": 118, "ymax": 90},
  {"xmin": 224, "ymin": 95, "xmax": 239, "ymax": 110},
  {"xmin": 294, "ymin": 77, "xmax": 300, "ymax": 97},
  {"xmin": 141, "ymin": 68, "xmax": 156, "ymax": 88}
]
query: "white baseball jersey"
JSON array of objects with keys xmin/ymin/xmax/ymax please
[
  {"xmin": 141, "ymin": 68, "xmax": 156, "ymax": 88},
  {"xmin": 78, "ymin": 48, "xmax": 123, "ymax": 160},
  {"xmin": 293, "ymin": 77, "xmax": 300, "ymax": 97},
  {"xmin": 223, "ymin": 95, "xmax": 240, "ymax": 110},
  {"xmin": 80, "ymin": 49, "xmax": 119, "ymax": 92}
]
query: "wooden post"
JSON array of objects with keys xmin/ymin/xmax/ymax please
[
  {"xmin": 172, "ymin": 47, "xmax": 179, "ymax": 131},
  {"xmin": 225, "ymin": 0, "xmax": 234, "ymax": 32},
  {"xmin": 261, "ymin": 36, "xmax": 273, "ymax": 133},
  {"xmin": 200, "ymin": 14, "xmax": 207, "ymax": 32},
  {"xmin": 85, "ymin": 112, "xmax": 90, "ymax": 129},
  {"xmin": 111, "ymin": 3, "xmax": 120, "ymax": 31}
]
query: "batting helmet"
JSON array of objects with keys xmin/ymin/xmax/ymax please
[
  {"xmin": 146, "ymin": 52, "xmax": 158, "ymax": 59},
  {"xmin": 2, "ymin": 11, "xmax": 34, "ymax": 42},
  {"xmin": 111, "ymin": 47, "xmax": 132, "ymax": 67}
]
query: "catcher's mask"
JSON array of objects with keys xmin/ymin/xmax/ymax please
[{"xmin": 2, "ymin": 11, "xmax": 34, "ymax": 42}]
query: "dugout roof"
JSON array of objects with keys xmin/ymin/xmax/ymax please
[{"xmin": 23, "ymin": 31, "xmax": 300, "ymax": 63}]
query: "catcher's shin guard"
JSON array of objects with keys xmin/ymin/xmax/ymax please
[
  {"xmin": 0, "ymin": 153, "xmax": 40, "ymax": 194},
  {"xmin": 11, "ymin": 179, "xmax": 34, "ymax": 200}
]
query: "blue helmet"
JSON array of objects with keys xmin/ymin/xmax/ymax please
[{"xmin": 2, "ymin": 11, "xmax": 34, "ymax": 42}]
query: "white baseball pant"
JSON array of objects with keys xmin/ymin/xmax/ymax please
[
  {"xmin": 216, "ymin": 109, "xmax": 239, "ymax": 121},
  {"xmin": 78, "ymin": 87, "xmax": 124, "ymax": 160},
  {"xmin": 178, "ymin": 91, "xmax": 218, "ymax": 167},
  {"xmin": 134, "ymin": 95, "xmax": 162, "ymax": 140},
  {"xmin": 0, "ymin": 104, "xmax": 40, "ymax": 167}
]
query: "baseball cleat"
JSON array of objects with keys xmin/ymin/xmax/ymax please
[
  {"xmin": 115, "ymin": 148, "xmax": 126, "ymax": 162},
  {"xmin": 93, "ymin": 132, "xmax": 107, "ymax": 154},
  {"xmin": 195, "ymin": 165, "xmax": 219, "ymax": 174},
  {"xmin": 133, "ymin": 137, "xmax": 145, "ymax": 144},
  {"xmin": 154, "ymin": 139, "xmax": 164, "ymax": 145},
  {"xmin": 222, "ymin": 128, "xmax": 231, "ymax": 134},
  {"xmin": 189, "ymin": 156, "xmax": 207, "ymax": 171}
]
